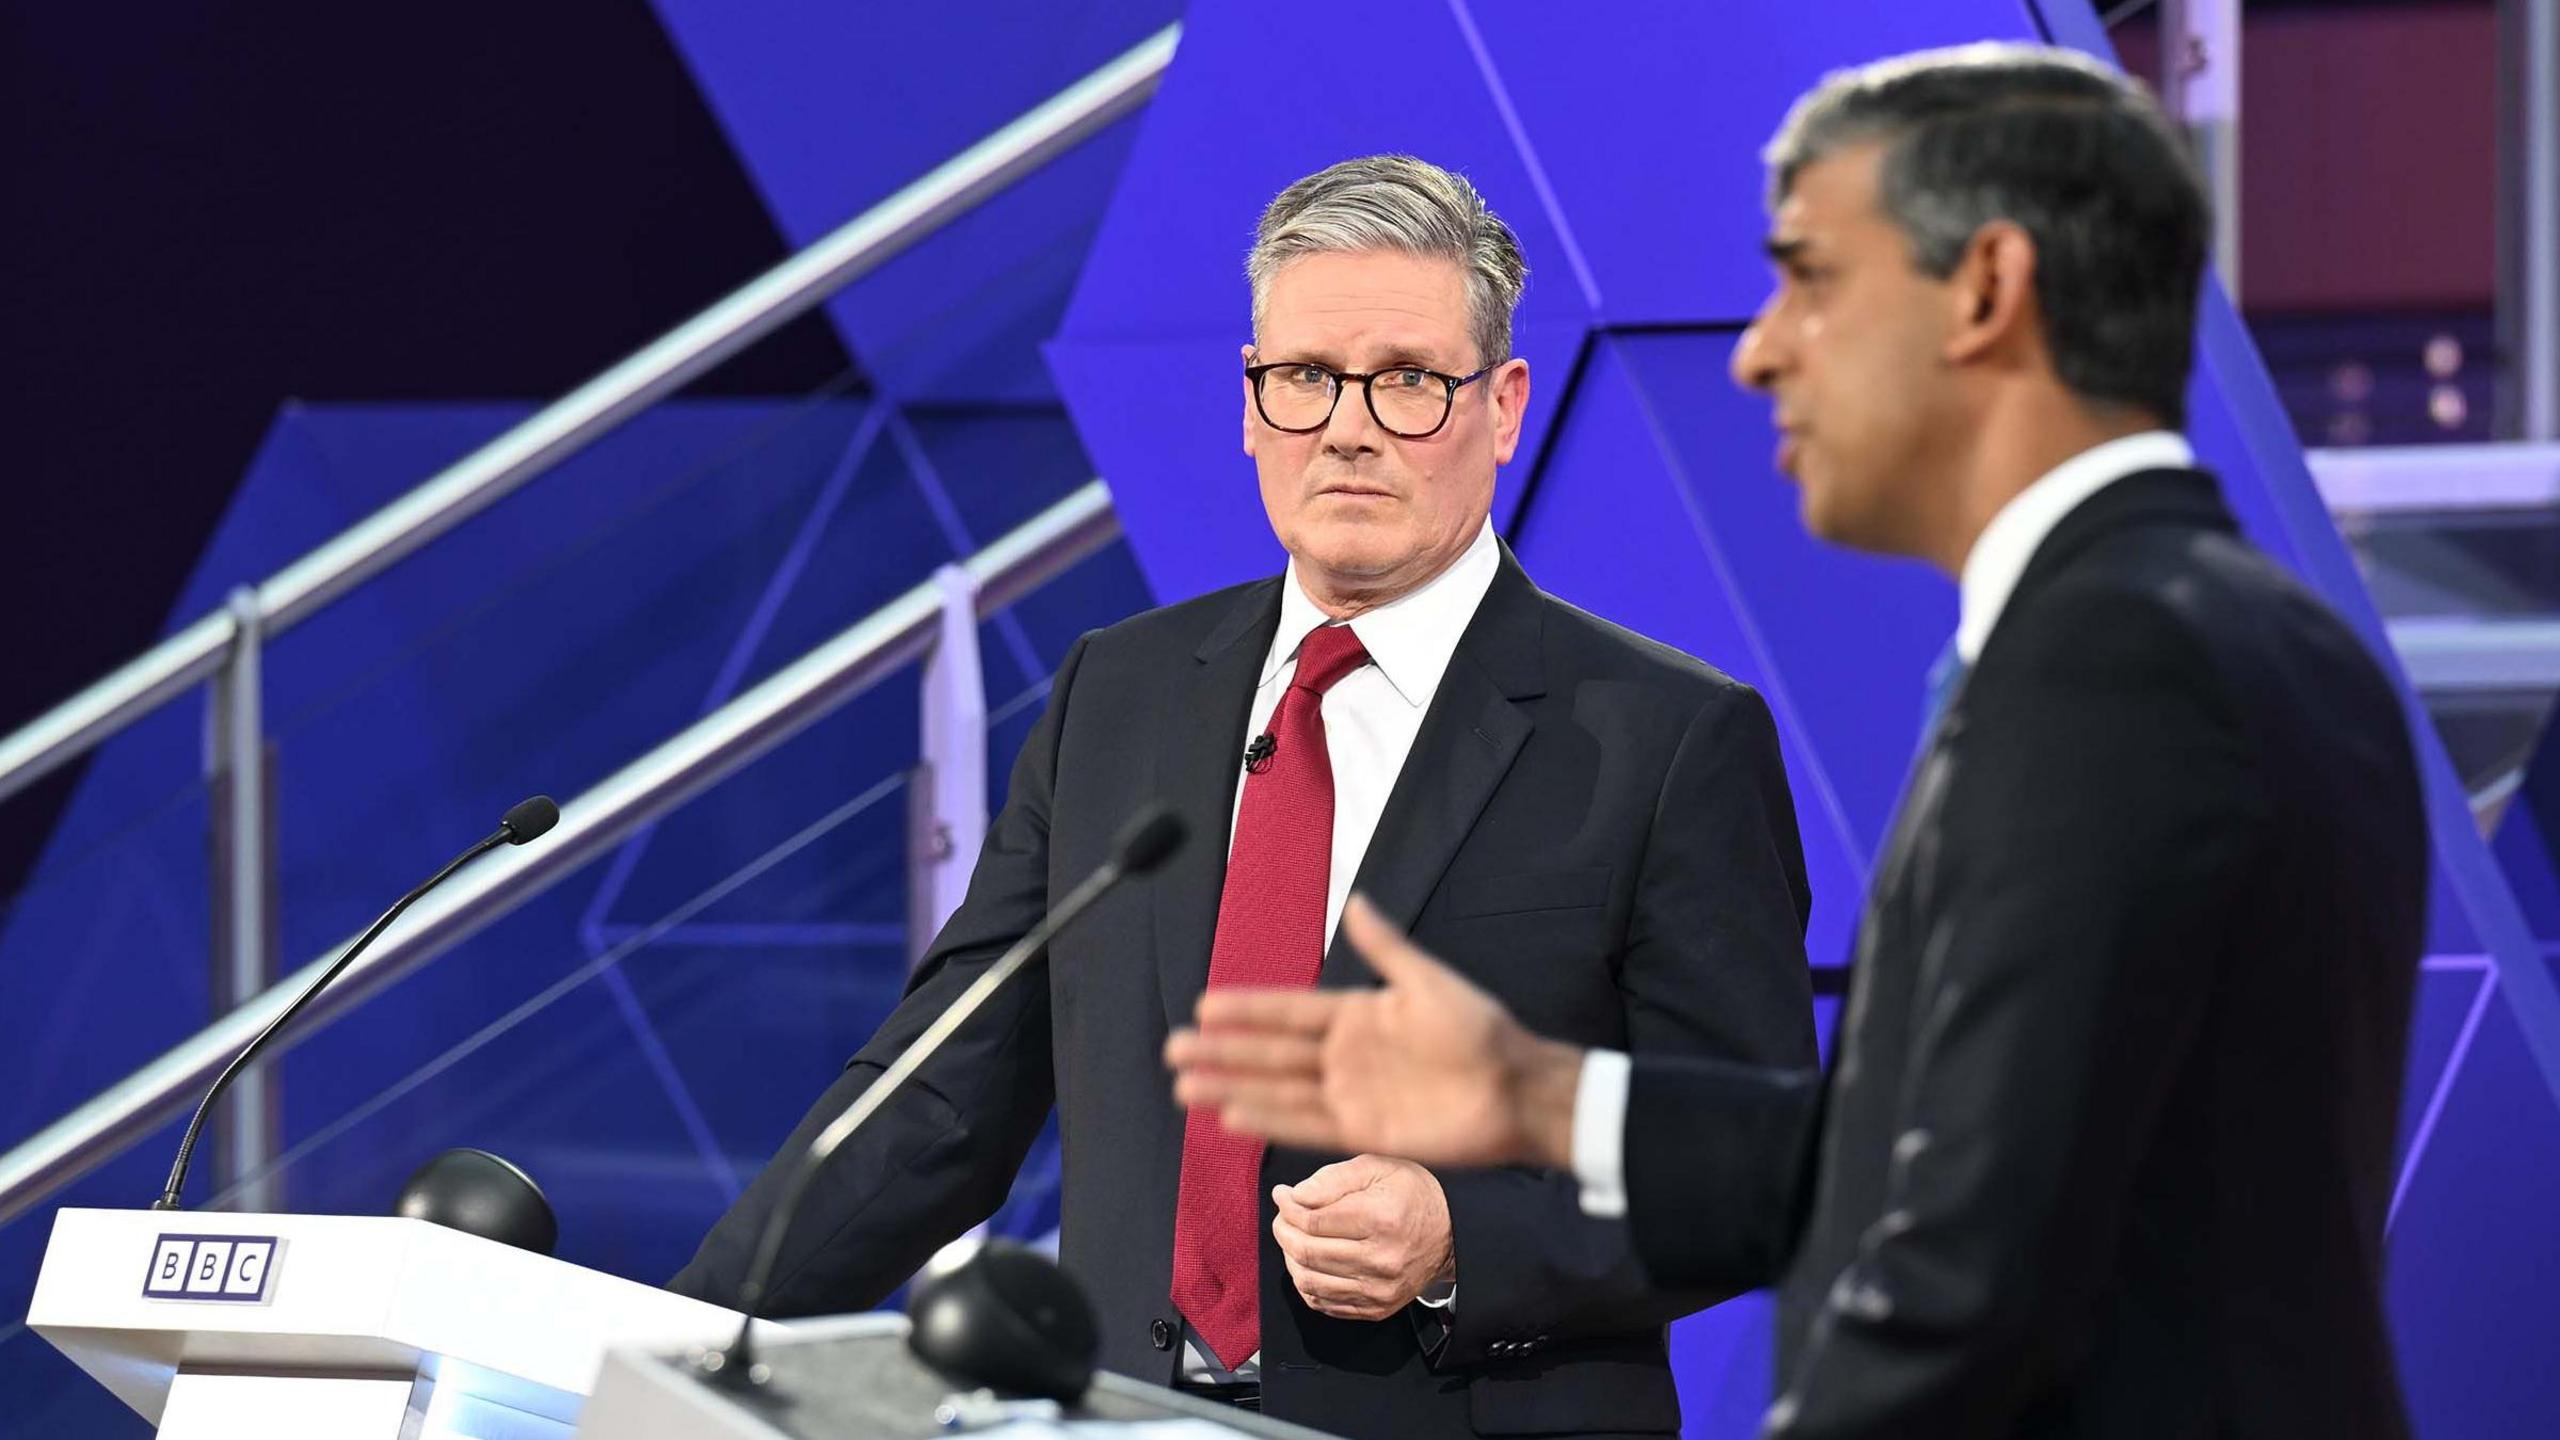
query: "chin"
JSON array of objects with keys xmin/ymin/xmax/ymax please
[
  {"xmin": 1294, "ymin": 518, "xmax": 1407, "ymax": 568},
  {"xmin": 1795, "ymin": 484, "xmax": 1839, "ymax": 543}
]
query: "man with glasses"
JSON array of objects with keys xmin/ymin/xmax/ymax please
[{"xmin": 674, "ymin": 153, "xmax": 1819, "ymax": 1438}]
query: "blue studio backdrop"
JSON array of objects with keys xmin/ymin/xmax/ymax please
[{"xmin": 2, "ymin": 3, "xmax": 2554, "ymax": 1436}]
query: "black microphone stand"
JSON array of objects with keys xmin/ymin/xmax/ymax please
[{"xmin": 154, "ymin": 796, "xmax": 559, "ymax": 1212}]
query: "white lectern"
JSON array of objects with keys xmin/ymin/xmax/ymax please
[{"xmin": 28, "ymin": 1207, "xmax": 749, "ymax": 1440}]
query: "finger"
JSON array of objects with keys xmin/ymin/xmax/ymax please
[
  {"xmin": 1340, "ymin": 893, "xmax": 1447, "ymax": 988},
  {"xmin": 1271, "ymin": 1188, "xmax": 1374, "ymax": 1245},
  {"xmin": 1292, "ymin": 1272, "xmax": 1399, "ymax": 1319},
  {"xmin": 1271, "ymin": 1211, "xmax": 1311, "ymax": 1267},
  {"xmin": 1285, "ymin": 1192, "xmax": 1378, "ymax": 1241},
  {"xmin": 1270, "ymin": 1224, "xmax": 1391, "ymax": 1282},
  {"xmin": 1217, "ymin": 1096, "xmax": 1352, "ymax": 1151},
  {"xmin": 1194, "ymin": 987, "xmax": 1343, "ymax": 1034},
  {"xmin": 1272, "ymin": 1188, "xmax": 1315, "ymax": 1232},
  {"xmin": 1172, "ymin": 1070, "xmax": 1325, "ymax": 1118},
  {"xmin": 1287, "ymin": 1264, "xmax": 1387, "ymax": 1311},
  {"xmin": 1166, "ymin": 1028, "xmax": 1326, "ymax": 1079},
  {"xmin": 1279, "ymin": 1250, "xmax": 1345, "ymax": 1317}
]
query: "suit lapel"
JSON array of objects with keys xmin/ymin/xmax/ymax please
[
  {"xmin": 1155, "ymin": 580, "xmax": 1283, "ymax": 1030},
  {"xmin": 1319, "ymin": 550, "xmax": 1545, "ymax": 986}
]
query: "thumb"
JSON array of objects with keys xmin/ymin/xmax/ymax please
[
  {"xmin": 1286, "ymin": 1156, "xmax": 1378, "ymax": 1208},
  {"xmin": 1342, "ymin": 894, "xmax": 1438, "ymax": 989}
]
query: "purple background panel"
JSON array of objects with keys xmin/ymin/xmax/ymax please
[
  {"xmin": 1056, "ymin": 8, "xmax": 1600, "ymax": 345},
  {"xmin": 646, "ymin": 0, "xmax": 1182, "ymax": 401},
  {"xmin": 2379, "ymin": 993, "xmax": 2560, "ymax": 1427},
  {"xmin": 1456, "ymin": 0, "xmax": 2044, "ymax": 326}
]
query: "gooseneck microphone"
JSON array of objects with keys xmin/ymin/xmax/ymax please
[
  {"xmin": 699, "ymin": 803, "xmax": 1188, "ymax": 1391},
  {"xmin": 153, "ymin": 795, "xmax": 560, "ymax": 1212}
]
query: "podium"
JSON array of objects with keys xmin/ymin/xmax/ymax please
[
  {"xmin": 27, "ymin": 1207, "xmax": 750, "ymax": 1439},
  {"xmin": 576, "ymin": 1312, "xmax": 1339, "ymax": 1439}
]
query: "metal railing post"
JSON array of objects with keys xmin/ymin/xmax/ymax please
[
  {"xmin": 2501, "ymin": 0, "xmax": 2559, "ymax": 439},
  {"xmin": 204, "ymin": 587, "xmax": 277, "ymax": 1211},
  {"xmin": 909, "ymin": 566, "xmax": 990, "ymax": 971},
  {"xmin": 2160, "ymin": 0, "xmax": 2242, "ymax": 300}
]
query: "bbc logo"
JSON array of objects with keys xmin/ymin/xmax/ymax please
[{"xmin": 142, "ymin": 1234, "xmax": 280, "ymax": 1304}]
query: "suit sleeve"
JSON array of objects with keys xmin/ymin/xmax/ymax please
[
  {"xmin": 1767, "ymin": 589, "xmax": 2262, "ymax": 1438},
  {"xmin": 667, "ymin": 633, "xmax": 1092, "ymax": 1316},
  {"xmin": 1620, "ymin": 1045, "xmax": 1823, "ymax": 1291},
  {"xmin": 1433, "ymin": 682, "xmax": 1820, "ymax": 1365}
]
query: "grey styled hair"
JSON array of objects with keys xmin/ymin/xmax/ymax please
[
  {"xmin": 1247, "ymin": 154, "xmax": 1528, "ymax": 369},
  {"xmin": 1765, "ymin": 43, "xmax": 2209, "ymax": 426}
]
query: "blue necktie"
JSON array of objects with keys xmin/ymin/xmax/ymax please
[{"xmin": 1919, "ymin": 638, "xmax": 1967, "ymax": 746}]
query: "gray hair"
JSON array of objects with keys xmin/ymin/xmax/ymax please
[
  {"xmin": 1765, "ymin": 43, "xmax": 2209, "ymax": 426},
  {"xmin": 1247, "ymin": 154, "xmax": 1528, "ymax": 369}
]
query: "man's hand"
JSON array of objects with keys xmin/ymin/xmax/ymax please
[
  {"xmin": 1272, "ymin": 1155, "xmax": 1453, "ymax": 1320},
  {"xmin": 1167, "ymin": 894, "xmax": 1586, "ymax": 1169}
]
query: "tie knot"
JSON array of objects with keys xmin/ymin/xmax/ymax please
[{"xmin": 1290, "ymin": 623, "xmax": 1371, "ymax": 696}]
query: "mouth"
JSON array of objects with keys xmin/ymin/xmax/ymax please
[
  {"xmin": 1773, "ymin": 422, "xmax": 1805, "ymax": 479},
  {"xmin": 1314, "ymin": 482, "xmax": 1400, "ymax": 502}
]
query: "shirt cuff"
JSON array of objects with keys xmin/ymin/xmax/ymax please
[
  {"xmin": 1572, "ymin": 1047, "xmax": 1632, "ymax": 1219},
  {"xmin": 1416, "ymin": 1282, "xmax": 1457, "ymax": 1310}
]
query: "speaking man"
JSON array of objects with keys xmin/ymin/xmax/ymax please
[
  {"xmin": 1170, "ymin": 48, "xmax": 2427, "ymax": 1439},
  {"xmin": 675, "ymin": 153, "xmax": 1818, "ymax": 1439}
]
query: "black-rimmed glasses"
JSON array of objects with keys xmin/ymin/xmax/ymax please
[{"xmin": 1245, "ymin": 359, "xmax": 1495, "ymax": 439}]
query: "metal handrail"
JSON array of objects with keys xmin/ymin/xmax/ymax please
[
  {"xmin": 0, "ymin": 23, "xmax": 1177, "ymax": 808},
  {"xmin": 0, "ymin": 480, "xmax": 1118, "ymax": 1228}
]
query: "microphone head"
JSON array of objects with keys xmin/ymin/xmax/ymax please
[
  {"xmin": 393, "ymin": 1148, "xmax": 558, "ymax": 1255},
  {"xmin": 905, "ymin": 1237, "xmax": 1097, "ymax": 1402},
  {"xmin": 1111, "ymin": 806, "xmax": 1186, "ymax": 877},
  {"xmin": 499, "ymin": 795, "xmax": 559, "ymax": 845}
]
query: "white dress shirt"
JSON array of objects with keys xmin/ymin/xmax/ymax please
[
  {"xmin": 1568, "ymin": 431, "xmax": 2196, "ymax": 1219},
  {"xmin": 1183, "ymin": 517, "xmax": 1500, "ymax": 1380}
]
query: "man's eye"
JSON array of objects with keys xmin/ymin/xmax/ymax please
[{"xmin": 1381, "ymin": 368, "xmax": 1433, "ymax": 390}]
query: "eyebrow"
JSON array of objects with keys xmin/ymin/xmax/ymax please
[{"xmin": 1263, "ymin": 345, "xmax": 1453, "ymax": 371}]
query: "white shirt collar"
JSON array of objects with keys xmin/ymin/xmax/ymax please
[
  {"xmin": 1955, "ymin": 430, "xmax": 2194, "ymax": 663},
  {"xmin": 1266, "ymin": 518, "xmax": 1501, "ymax": 707}
]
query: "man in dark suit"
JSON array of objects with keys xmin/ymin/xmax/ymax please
[
  {"xmin": 1170, "ymin": 47, "xmax": 2428, "ymax": 1438},
  {"xmin": 673, "ymin": 154, "xmax": 1818, "ymax": 1439}
]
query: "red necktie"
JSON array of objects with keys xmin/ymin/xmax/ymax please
[{"xmin": 1170, "ymin": 622, "xmax": 1372, "ymax": 1369}]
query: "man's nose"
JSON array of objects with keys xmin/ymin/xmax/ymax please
[
  {"xmin": 1730, "ymin": 310, "xmax": 1780, "ymax": 394},
  {"xmin": 1322, "ymin": 377, "xmax": 1386, "ymax": 454}
]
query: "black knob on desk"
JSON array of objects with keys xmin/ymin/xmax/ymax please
[
  {"xmin": 392, "ymin": 1148, "xmax": 557, "ymax": 1255},
  {"xmin": 906, "ymin": 1238, "xmax": 1099, "ymax": 1402}
]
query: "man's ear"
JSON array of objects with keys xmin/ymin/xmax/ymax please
[
  {"xmin": 1944, "ymin": 221, "xmax": 2039, "ymax": 369},
  {"xmin": 1488, "ymin": 358, "xmax": 1531, "ymax": 465}
]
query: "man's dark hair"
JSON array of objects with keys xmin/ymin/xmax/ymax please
[{"xmin": 1767, "ymin": 43, "xmax": 2209, "ymax": 427}]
